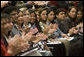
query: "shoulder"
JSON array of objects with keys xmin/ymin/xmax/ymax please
[
  {"xmin": 54, "ymin": 19, "xmax": 58, "ymax": 23},
  {"xmin": 65, "ymin": 17, "xmax": 71, "ymax": 22}
]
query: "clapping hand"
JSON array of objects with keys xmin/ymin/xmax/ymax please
[
  {"xmin": 36, "ymin": 33, "xmax": 48, "ymax": 41},
  {"xmin": 7, "ymin": 34, "xmax": 30, "ymax": 56},
  {"xmin": 29, "ymin": 28, "xmax": 39, "ymax": 34},
  {"xmin": 69, "ymin": 27, "xmax": 78, "ymax": 35},
  {"xmin": 21, "ymin": 31, "xmax": 33, "ymax": 42},
  {"xmin": 48, "ymin": 24, "xmax": 58, "ymax": 34}
]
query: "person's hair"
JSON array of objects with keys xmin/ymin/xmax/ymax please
[
  {"xmin": 76, "ymin": 8, "xmax": 83, "ymax": 23},
  {"xmin": 29, "ymin": 9, "xmax": 37, "ymax": 18},
  {"xmin": 1, "ymin": 13, "xmax": 10, "ymax": 20},
  {"xmin": 77, "ymin": 8, "xmax": 83, "ymax": 17},
  {"xmin": 47, "ymin": 8, "xmax": 55, "ymax": 23},
  {"xmin": 2, "ymin": 6, "xmax": 19, "ymax": 14},
  {"xmin": 19, "ymin": 7, "xmax": 28, "ymax": 13},
  {"xmin": 38, "ymin": 8, "xmax": 47, "ymax": 22},
  {"xmin": 39, "ymin": 8, "xmax": 47, "ymax": 16},
  {"xmin": 67, "ymin": 6, "xmax": 77, "ymax": 20},
  {"xmin": 68, "ymin": 6, "xmax": 77, "ymax": 12},
  {"xmin": 55, "ymin": 8, "xmax": 66, "ymax": 15},
  {"xmin": 29, "ymin": 9, "xmax": 42, "ymax": 32},
  {"xmin": 29, "ymin": 9, "xmax": 37, "ymax": 22},
  {"xmin": 77, "ymin": 9, "xmax": 83, "ymax": 14},
  {"xmin": 47, "ymin": 8, "xmax": 55, "ymax": 15}
]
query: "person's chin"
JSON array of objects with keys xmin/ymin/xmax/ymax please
[{"xmin": 71, "ymin": 16, "xmax": 75, "ymax": 19}]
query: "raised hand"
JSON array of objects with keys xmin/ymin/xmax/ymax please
[
  {"xmin": 7, "ymin": 34, "xmax": 30, "ymax": 55},
  {"xmin": 53, "ymin": 24, "xmax": 58, "ymax": 30},
  {"xmin": 48, "ymin": 29, "xmax": 56, "ymax": 34},
  {"xmin": 69, "ymin": 27, "xmax": 79, "ymax": 35},
  {"xmin": 21, "ymin": 31, "xmax": 33, "ymax": 42},
  {"xmin": 29, "ymin": 27, "xmax": 39, "ymax": 34},
  {"xmin": 36, "ymin": 33, "xmax": 48, "ymax": 41}
]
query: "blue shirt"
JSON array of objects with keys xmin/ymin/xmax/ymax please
[{"xmin": 46, "ymin": 21, "xmax": 64, "ymax": 39}]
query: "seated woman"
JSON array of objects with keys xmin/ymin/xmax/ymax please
[
  {"xmin": 42, "ymin": 8, "xmax": 71, "ymax": 56},
  {"xmin": 27, "ymin": 8, "xmax": 52, "ymax": 56},
  {"xmin": 28, "ymin": 9, "xmax": 42, "ymax": 35},
  {"xmin": 39, "ymin": 8, "xmax": 48, "ymax": 31},
  {"xmin": 68, "ymin": 8, "xmax": 83, "ymax": 37},
  {"xmin": 76, "ymin": 9, "xmax": 83, "ymax": 24},
  {"xmin": 43, "ymin": 8, "xmax": 69, "ymax": 39}
]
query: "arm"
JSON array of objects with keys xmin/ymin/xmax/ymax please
[
  {"xmin": 61, "ymin": 34, "xmax": 69, "ymax": 38},
  {"xmin": 57, "ymin": 28, "xmax": 69, "ymax": 38}
]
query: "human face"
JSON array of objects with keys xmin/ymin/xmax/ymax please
[
  {"xmin": 48, "ymin": 11, "xmax": 55, "ymax": 21},
  {"xmin": 77, "ymin": 11, "xmax": 82, "ymax": 20},
  {"xmin": 35, "ymin": 11, "xmax": 40, "ymax": 21},
  {"xmin": 23, "ymin": 10, "xmax": 30, "ymax": 22},
  {"xmin": 1, "ymin": 18, "xmax": 9, "ymax": 31},
  {"xmin": 30, "ymin": 13, "xmax": 36, "ymax": 23},
  {"xmin": 10, "ymin": 11, "xmax": 18, "ymax": 19},
  {"xmin": 10, "ymin": 11, "xmax": 18, "ymax": 23},
  {"xmin": 18, "ymin": 11, "xmax": 24, "ymax": 24},
  {"xmin": 68, "ymin": 8, "xmax": 77, "ymax": 19},
  {"xmin": 1, "ymin": 18, "xmax": 13, "ymax": 34},
  {"xmin": 41, "ymin": 10, "xmax": 47, "ymax": 21},
  {"xmin": 56, "ymin": 11, "xmax": 66, "ymax": 20}
]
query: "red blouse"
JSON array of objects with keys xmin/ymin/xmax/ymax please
[{"xmin": 1, "ymin": 39, "xmax": 11, "ymax": 56}]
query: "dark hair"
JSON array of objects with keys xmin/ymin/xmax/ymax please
[
  {"xmin": 39, "ymin": 8, "xmax": 47, "ymax": 22},
  {"xmin": 29, "ymin": 9, "xmax": 42, "ymax": 32},
  {"xmin": 76, "ymin": 8, "xmax": 83, "ymax": 23},
  {"xmin": 47, "ymin": 8, "xmax": 55, "ymax": 15},
  {"xmin": 68, "ymin": 6, "xmax": 77, "ymax": 12},
  {"xmin": 29, "ymin": 9, "xmax": 39, "ymax": 24},
  {"xmin": 29, "ymin": 9, "xmax": 37, "ymax": 19},
  {"xmin": 55, "ymin": 8, "xmax": 66, "ymax": 15},
  {"xmin": 29, "ymin": 9, "xmax": 35, "ymax": 14},
  {"xmin": 1, "ymin": 13, "xmax": 10, "ymax": 20},
  {"xmin": 77, "ymin": 9, "xmax": 83, "ymax": 14},
  {"xmin": 47, "ymin": 8, "xmax": 55, "ymax": 23},
  {"xmin": 2, "ymin": 6, "xmax": 19, "ymax": 14},
  {"xmin": 39, "ymin": 8, "xmax": 47, "ymax": 16}
]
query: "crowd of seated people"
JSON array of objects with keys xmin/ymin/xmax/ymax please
[{"xmin": 1, "ymin": 1, "xmax": 83, "ymax": 56}]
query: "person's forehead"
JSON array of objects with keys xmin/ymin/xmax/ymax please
[
  {"xmin": 18, "ymin": 12, "xmax": 23, "ymax": 15},
  {"xmin": 42, "ymin": 10, "xmax": 47, "ymax": 13},
  {"xmin": 49, "ymin": 11, "xmax": 54, "ymax": 14},
  {"xmin": 59, "ymin": 11, "xmax": 65, "ymax": 14},
  {"xmin": 71, "ymin": 8, "xmax": 77, "ymax": 11},
  {"xmin": 10, "ymin": 11, "xmax": 17, "ymax": 14},
  {"xmin": 31, "ymin": 13, "xmax": 35, "ymax": 16},
  {"xmin": 1, "ymin": 18, "xmax": 9, "ymax": 21},
  {"xmin": 78, "ymin": 11, "xmax": 82, "ymax": 13}
]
